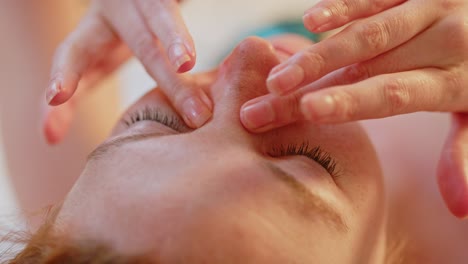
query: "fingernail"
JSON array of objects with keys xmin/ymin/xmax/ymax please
[
  {"xmin": 182, "ymin": 96, "xmax": 212, "ymax": 128},
  {"xmin": 241, "ymin": 101, "xmax": 275, "ymax": 130},
  {"xmin": 46, "ymin": 82, "xmax": 61, "ymax": 104},
  {"xmin": 303, "ymin": 8, "xmax": 332, "ymax": 31},
  {"xmin": 169, "ymin": 43, "xmax": 191, "ymax": 72},
  {"xmin": 301, "ymin": 94, "xmax": 335, "ymax": 120},
  {"xmin": 267, "ymin": 64, "xmax": 305, "ymax": 95}
]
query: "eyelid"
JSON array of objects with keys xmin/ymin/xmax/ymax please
[
  {"xmin": 123, "ymin": 106, "xmax": 188, "ymax": 132},
  {"xmin": 270, "ymin": 142, "xmax": 340, "ymax": 178}
]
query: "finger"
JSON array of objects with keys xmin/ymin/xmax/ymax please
[
  {"xmin": 437, "ymin": 113, "xmax": 468, "ymax": 219},
  {"xmin": 267, "ymin": 0, "xmax": 437, "ymax": 95},
  {"xmin": 301, "ymin": 18, "xmax": 456, "ymax": 91},
  {"xmin": 102, "ymin": 0, "xmax": 212, "ymax": 128},
  {"xmin": 42, "ymin": 99, "xmax": 76, "ymax": 145},
  {"xmin": 43, "ymin": 46, "xmax": 130, "ymax": 144},
  {"xmin": 241, "ymin": 93, "xmax": 303, "ymax": 133},
  {"xmin": 300, "ymin": 69, "xmax": 464, "ymax": 123},
  {"xmin": 135, "ymin": 0, "xmax": 195, "ymax": 72},
  {"xmin": 303, "ymin": 0, "xmax": 405, "ymax": 32},
  {"xmin": 242, "ymin": 31, "xmax": 456, "ymax": 133},
  {"xmin": 47, "ymin": 11, "xmax": 119, "ymax": 106}
]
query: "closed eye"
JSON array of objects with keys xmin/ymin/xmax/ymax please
[
  {"xmin": 271, "ymin": 142, "xmax": 340, "ymax": 178},
  {"xmin": 123, "ymin": 106, "xmax": 186, "ymax": 132}
]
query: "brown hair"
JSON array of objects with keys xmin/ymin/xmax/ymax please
[{"xmin": 1, "ymin": 206, "xmax": 154, "ymax": 264}]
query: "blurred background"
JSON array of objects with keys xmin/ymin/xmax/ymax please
[
  {"xmin": 3, "ymin": 2, "xmax": 468, "ymax": 262},
  {"xmin": 0, "ymin": 0, "xmax": 314, "ymax": 229}
]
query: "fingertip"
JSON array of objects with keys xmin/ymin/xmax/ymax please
[
  {"xmin": 43, "ymin": 112, "xmax": 64, "ymax": 145},
  {"xmin": 180, "ymin": 95, "xmax": 213, "ymax": 128},
  {"xmin": 437, "ymin": 114, "xmax": 468, "ymax": 219},
  {"xmin": 46, "ymin": 76, "xmax": 79, "ymax": 106},
  {"xmin": 303, "ymin": 8, "xmax": 332, "ymax": 32},
  {"xmin": 169, "ymin": 42, "xmax": 196, "ymax": 73},
  {"xmin": 42, "ymin": 104, "xmax": 74, "ymax": 145},
  {"xmin": 437, "ymin": 160, "xmax": 468, "ymax": 219},
  {"xmin": 176, "ymin": 56, "xmax": 196, "ymax": 73},
  {"xmin": 240, "ymin": 100, "xmax": 276, "ymax": 132}
]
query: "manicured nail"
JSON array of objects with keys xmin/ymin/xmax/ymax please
[
  {"xmin": 182, "ymin": 96, "xmax": 212, "ymax": 128},
  {"xmin": 267, "ymin": 64, "xmax": 305, "ymax": 95},
  {"xmin": 241, "ymin": 101, "xmax": 275, "ymax": 130},
  {"xmin": 303, "ymin": 8, "xmax": 332, "ymax": 31},
  {"xmin": 301, "ymin": 94, "xmax": 336, "ymax": 120},
  {"xmin": 46, "ymin": 82, "xmax": 61, "ymax": 104},
  {"xmin": 169, "ymin": 43, "xmax": 191, "ymax": 72}
]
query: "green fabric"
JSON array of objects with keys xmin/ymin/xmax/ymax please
[{"xmin": 251, "ymin": 21, "xmax": 319, "ymax": 42}]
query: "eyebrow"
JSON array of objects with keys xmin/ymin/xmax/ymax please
[{"xmin": 264, "ymin": 162, "xmax": 348, "ymax": 232}]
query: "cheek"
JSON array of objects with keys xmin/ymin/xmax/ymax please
[{"xmin": 156, "ymin": 197, "xmax": 335, "ymax": 263}]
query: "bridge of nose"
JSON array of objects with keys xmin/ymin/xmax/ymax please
[
  {"xmin": 211, "ymin": 37, "xmax": 279, "ymax": 112},
  {"xmin": 202, "ymin": 37, "xmax": 280, "ymax": 144}
]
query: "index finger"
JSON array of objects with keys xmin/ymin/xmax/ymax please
[
  {"xmin": 266, "ymin": 0, "xmax": 437, "ymax": 95},
  {"xmin": 135, "ymin": 0, "xmax": 196, "ymax": 72},
  {"xmin": 303, "ymin": 0, "xmax": 405, "ymax": 32},
  {"xmin": 102, "ymin": 0, "xmax": 212, "ymax": 128}
]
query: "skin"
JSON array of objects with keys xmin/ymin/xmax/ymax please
[
  {"xmin": 44, "ymin": 0, "xmax": 210, "ymax": 145},
  {"xmin": 44, "ymin": 0, "xmax": 468, "ymax": 219},
  {"xmin": 239, "ymin": 0, "xmax": 468, "ymax": 218},
  {"xmin": 54, "ymin": 37, "xmax": 385, "ymax": 263}
]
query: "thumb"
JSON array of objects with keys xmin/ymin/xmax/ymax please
[{"xmin": 437, "ymin": 113, "xmax": 468, "ymax": 219}]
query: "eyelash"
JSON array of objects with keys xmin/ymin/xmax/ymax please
[
  {"xmin": 272, "ymin": 142, "xmax": 339, "ymax": 178},
  {"xmin": 125, "ymin": 109, "xmax": 338, "ymax": 177},
  {"xmin": 123, "ymin": 107, "xmax": 183, "ymax": 132}
]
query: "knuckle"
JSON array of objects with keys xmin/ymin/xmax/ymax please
[
  {"xmin": 442, "ymin": 15, "xmax": 468, "ymax": 57},
  {"xmin": 442, "ymin": 71, "xmax": 463, "ymax": 106},
  {"xmin": 335, "ymin": 89, "xmax": 359, "ymax": 120},
  {"xmin": 328, "ymin": 0, "xmax": 351, "ymax": 17},
  {"xmin": 167, "ymin": 81, "xmax": 190, "ymax": 106},
  {"xmin": 440, "ymin": 0, "xmax": 463, "ymax": 11},
  {"xmin": 342, "ymin": 63, "xmax": 370, "ymax": 84},
  {"xmin": 274, "ymin": 93, "xmax": 301, "ymax": 124},
  {"xmin": 287, "ymin": 93, "xmax": 303, "ymax": 120},
  {"xmin": 359, "ymin": 21, "xmax": 390, "ymax": 52},
  {"xmin": 133, "ymin": 35, "xmax": 160, "ymax": 61},
  {"xmin": 300, "ymin": 50, "xmax": 327, "ymax": 78},
  {"xmin": 370, "ymin": 0, "xmax": 391, "ymax": 12},
  {"xmin": 381, "ymin": 79, "xmax": 410, "ymax": 115}
]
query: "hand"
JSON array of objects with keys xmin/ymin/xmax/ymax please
[
  {"xmin": 240, "ymin": 0, "xmax": 468, "ymax": 218},
  {"xmin": 44, "ymin": 0, "xmax": 212, "ymax": 144}
]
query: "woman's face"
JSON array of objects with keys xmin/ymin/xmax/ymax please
[{"xmin": 56, "ymin": 37, "xmax": 385, "ymax": 263}]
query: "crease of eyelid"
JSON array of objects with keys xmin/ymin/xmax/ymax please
[
  {"xmin": 265, "ymin": 162, "xmax": 348, "ymax": 232},
  {"xmin": 87, "ymin": 132, "xmax": 169, "ymax": 162},
  {"xmin": 123, "ymin": 106, "xmax": 190, "ymax": 133}
]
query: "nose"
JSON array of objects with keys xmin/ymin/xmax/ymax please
[
  {"xmin": 212, "ymin": 37, "xmax": 280, "ymax": 110},
  {"xmin": 211, "ymin": 37, "xmax": 281, "ymax": 112}
]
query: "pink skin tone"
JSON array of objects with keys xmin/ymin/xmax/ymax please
[
  {"xmin": 241, "ymin": 0, "xmax": 468, "ymax": 218},
  {"xmin": 54, "ymin": 37, "xmax": 386, "ymax": 263},
  {"xmin": 43, "ymin": 0, "xmax": 468, "ymax": 219},
  {"xmin": 44, "ymin": 0, "xmax": 209, "ymax": 146}
]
